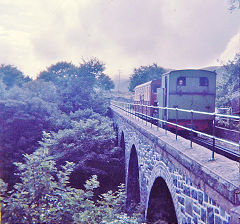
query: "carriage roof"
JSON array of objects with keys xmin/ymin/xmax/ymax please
[
  {"xmin": 161, "ymin": 69, "xmax": 216, "ymax": 77},
  {"xmin": 134, "ymin": 79, "xmax": 161, "ymax": 90}
]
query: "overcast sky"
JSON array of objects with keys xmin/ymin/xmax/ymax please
[{"xmin": 0, "ymin": 0, "xmax": 239, "ymax": 79}]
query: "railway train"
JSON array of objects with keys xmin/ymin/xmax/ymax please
[{"xmin": 134, "ymin": 69, "xmax": 216, "ymax": 133}]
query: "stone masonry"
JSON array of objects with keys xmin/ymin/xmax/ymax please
[{"xmin": 111, "ymin": 106, "xmax": 240, "ymax": 224}]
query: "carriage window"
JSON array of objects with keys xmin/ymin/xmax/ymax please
[
  {"xmin": 200, "ymin": 77, "xmax": 209, "ymax": 86},
  {"xmin": 177, "ymin": 77, "xmax": 186, "ymax": 86}
]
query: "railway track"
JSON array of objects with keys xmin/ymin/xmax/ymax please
[
  {"xmin": 215, "ymin": 126, "xmax": 239, "ymax": 143},
  {"xmin": 140, "ymin": 115, "xmax": 240, "ymax": 162},
  {"xmin": 190, "ymin": 135, "xmax": 240, "ymax": 162}
]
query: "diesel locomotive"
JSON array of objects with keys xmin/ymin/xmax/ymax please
[{"xmin": 134, "ymin": 69, "xmax": 216, "ymax": 133}]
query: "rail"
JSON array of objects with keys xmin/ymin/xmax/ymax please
[{"xmin": 111, "ymin": 101, "xmax": 240, "ymax": 165}]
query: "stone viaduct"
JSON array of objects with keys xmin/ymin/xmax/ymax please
[{"xmin": 111, "ymin": 106, "xmax": 240, "ymax": 224}]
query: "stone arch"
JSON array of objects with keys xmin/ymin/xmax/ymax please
[
  {"xmin": 113, "ymin": 124, "xmax": 119, "ymax": 146},
  {"xmin": 120, "ymin": 131, "xmax": 125, "ymax": 152},
  {"xmin": 126, "ymin": 144, "xmax": 140, "ymax": 212},
  {"xmin": 120, "ymin": 131, "xmax": 126, "ymax": 177},
  {"xmin": 146, "ymin": 177, "xmax": 178, "ymax": 223},
  {"xmin": 145, "ymin": 162, "xmax": 181, "ymax": 223}
]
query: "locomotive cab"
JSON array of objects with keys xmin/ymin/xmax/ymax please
[{"xmin": 157, "ymin": 69, "xmax": 216, "ymax": 133}]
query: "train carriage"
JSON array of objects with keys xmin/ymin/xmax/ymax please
[
  {"xmin": 157, "ymin": 69, "xmax": 216, "ymax": 132},
  {"xmin": 134, "ymin": 79, "xmax": 161, "ymax": 119}
]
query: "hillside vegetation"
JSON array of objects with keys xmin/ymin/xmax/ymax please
[{"xmin": 0, "ymin": 59, "xmax": 144, "ymax": 223}]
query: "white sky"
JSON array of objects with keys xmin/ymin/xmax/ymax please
[{"xmin": 0, "ymin": 0, "xmax": 239, "ymax": 79}]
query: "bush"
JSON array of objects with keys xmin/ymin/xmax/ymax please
[{"xmin": 0, "ymin": 137, "xmax": 144, "ymax": 223}]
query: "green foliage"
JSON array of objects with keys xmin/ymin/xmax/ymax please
[
  {"xmin": 49, "ymin": 109, "xmax": 115, "ymax": 154},
  {"xmin": 80, "ymin": 58, "xmax": 105, "ymax": 76},
  {"xmin": 0, "ymin": 59, "xmax": 123, "ymax": 221},
  {"xmin": 37, "ymin": 61, "xmax": 77, "ymax": 89},
  {"xmin": 0, "ymin": 143, "xmax": 144, "ymax": 224},
  {"xmin": 37, "ymin": 59, "xmax": 113, "ymax": 114},
  {"xmin": 216, "ymin": 54, "xmax": 240, "ymax": 107},
  {"xmin": 0, "ymin": 58, "xmax": 114, "ymax": 176},
  {"xmin": 0, "ymin": 80, "xmax": 64, "ymax": 187},
  {"xmin": 97, "ymin": 73, "xmax": 115, "ymax": 90},
  {"xmin": 1, "ymin": 145, "xmax": 73, "ymax": 223},
  {"xmin": 0, "ymin": 64, "xmax": 31, "ymax": 89},
  {"xmin": 0, "ymin": 79, "xmax": 6, "ymax": 98},
  {"xmin": 129, "ymin": 63, "xmax": 167, "ymax": 92},
  {"xmin": 229, "ymin": 0, "xmax": 240, "ymax": 11},
  {"xmin": 0, "ymin": 78, "xmax": 114, "ymax": 189},
  {"xmin": 11, "ymin": 79, "xmax": 60, "ymax": 103},
  {"xmin": 37, "ymin": 110, "xmax": 124, "ymax": 193}
]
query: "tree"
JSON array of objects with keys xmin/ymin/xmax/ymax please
[
  {"xmin": 80, "ymin": 58, "xmax": 105, "ymax": 77},
  {"xmin": 40, "ymin": 109, "xmax": 124, "ymax": 193},
  {"xmin": 0, "ymin": 80, "xmax": 64, "ymax": 187},
  {"xmin": 229, "ymin": 0, "xmax": 240, "ymax": 11},
  {"xmin": 216, "ymin": 54, "xmax": 240, "ymax": 107},
  {"xmin": 129, "ymin": 64, "xmax": 167, "ymax": 92},
  {"xmin": 0, "ymin": 64, "xmax": 31, "ymax": 89},
  {"xmin": 37, "ymin": 59, "xmax": 113, "ymax": 114},
  {"xmin": 38, "ymin": 62, "xmax": 77, "ymax": 86},
  {"xmin": 0, "ymin": 138, "xmax": 143, "ymax": 224},
  {"xmin": 0, "ymin": 80, "xmax": 6, "ymax": 98},
  {"xmin": 6, "ymin": 79, "xmax": 60, "ymax": 103},
  {"xmin": 97, "ymin": 73, "xmax": 115, "ymax": 90},
  {"xmin": 0, "ymin": 60, "xmax": 114, "ymax": 188}
]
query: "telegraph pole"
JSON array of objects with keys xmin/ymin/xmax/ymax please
[{"xmin": 118, "ymin": 69, "xmax": 121, "ymax": 94}]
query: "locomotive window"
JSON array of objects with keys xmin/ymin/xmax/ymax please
[
  {"xmin": 177, "ymin": 77, "xmax": 186, "ymax": 86},
  {"xmin": 200, "ymin": 77, "xmax": 209, "ymax": 86}
]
